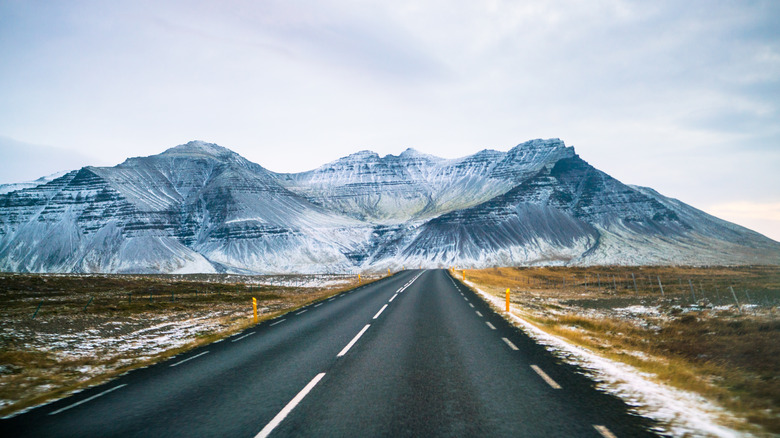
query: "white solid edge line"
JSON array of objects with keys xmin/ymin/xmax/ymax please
[
  {"xmin": 389, "ymin": 294, "xmax": 398, "ymax": 302},
  {"xmin": 170, "ymin": 351, "xmax": 210, "ymax": 367},
  {"xmin": 593, "ymin": 425, "xmax": 618, "ymax": 438},
  {"xmin": 49, "ymin": 384, "xmax": 128, "ymax": 415},
  {"xmin": 530, "ymin": 365, "xmax": 562, "ymax": 389},
  {"xmin": 270, "ymin": 319, "xmax": 286, "ymax": 326},
  {"xmin": 502, "ymin": 337, "xmax": 519, "ymax": 350},
  {"xmin": 337, "ymin": 324, "xmax": 371, "ymax": 357},
  {"xmin": 373, "ymin": 304, "xmax": 388, "ymax": 320},
  {"xmin": 485, "ymin": 321, "xmax": 496, "ymax": 330},
  {"xmin": 476, "ymin": 311, "xmax": 483, "ymax": 317},
  {"xmin": 254, "ymin": 373, "xmax": 326, "ymax": 438},
  {"xmin": 232, "ymin": 332, "xmax": 256, "ymax": 342}
]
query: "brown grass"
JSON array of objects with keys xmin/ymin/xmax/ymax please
[{"xmin": 462, "ymin": 265, "xmax": 780, "ymax": 435}]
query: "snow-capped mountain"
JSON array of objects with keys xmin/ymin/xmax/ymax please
[{"xmin": 0, "ymin": 139, "xmax": 777, "ymax": 273}]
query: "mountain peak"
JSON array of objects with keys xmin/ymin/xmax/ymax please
[
  {"xmin": 347, "ymin": 150, "xmax": 381, "ymax": 160},
  {"xmin": 396, "ymin": 147, "xmax": 444, "ymax": 161},
  {"xmin": 399, "ymin": 147, "xmax": 422, "ymax": 157},
  {"xmin": 161, "ymin": 141, "xmax": 235, "ymax": 158},
  {"xmin": 511, "ymin": 138, "xmax": 566, "ymax": 151},
  {"xmin": 504, "ymin": 138, "xmax": 575, "ymax": 162}
]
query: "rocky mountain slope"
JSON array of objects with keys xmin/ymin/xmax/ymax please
[{"xmin": 1, "ymin": 139, "xmax": 777, "ymax": 273}]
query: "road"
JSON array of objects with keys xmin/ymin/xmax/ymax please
[{"xmin": 1, "ymin": 269, "xmax": 658, "ymax": 437}]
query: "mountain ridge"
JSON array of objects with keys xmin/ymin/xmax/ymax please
[{"xmin": 1, "ymin": 139, "xmax": 777, "ymax": 274}]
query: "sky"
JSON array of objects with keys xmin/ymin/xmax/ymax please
[{"xmin": 0, "ymin": 0, "xmax": 779, "ymax": 241}]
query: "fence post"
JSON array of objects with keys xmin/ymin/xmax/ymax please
[
  {"xmin": 631, "ymin": 273, "xmax": 638, "ymax": 294},
  {"xmin": 657, "ymin": 276, "xmax": 664, "ymax": 296},
  {"xmin": 729, "ymin": 286, "xmax": 742, "ymax": 314},
  {"xmin": 32, "ymin": 300, "xmax": 44, "ymax": 319},
  {"xmin": 84, "ymin": 297, "xmax": 94, "ymax": 312},
  {"xmin": 688, "ymin": 279, "xmax": 696, "ymax": 302}
]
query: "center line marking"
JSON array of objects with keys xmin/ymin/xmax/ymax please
[
  {"xmin": 255, "ymin": 373, "xmax": 326, "ymax": 438},
  {"xmin": 270, "ymin": 319, "xmax": 286, "ymax": 326},
  {"xmin": 373, "ymin": 304, "xmax": 388, "ymax": 319},
  {"xmin": 337, "ymin": 324, "xmax": 370, "ymax": 357},
  {"xmin": 389, "ymin": 293, "xmax": 398, "ymax": 302},
  {"xmin": 328, "ymin": 297, "xmax": 335, "ymax": 301},
  {"xmin": 593, "ymin": 425, "xmax": 617, "ymax": 438},
  {"xmin": 314, "ymin": 303, "xmax": 323, "ymax": 307},
  {"xmin": 295, "ymin": 309, "xmax": 307, "ymax": 315},
  {"xmin": 232, "ymin": 332, "xmax": 255, "ymax": 342},
  {"xmin": 502, "ymin": 337, "xmax": 519, "ymax": 350},
  {"xmin": 530, "ymin": 365, "xmax": 562, "ymax": 389},
  {"xmin": 476, "ymin": 311, "xmax": 483, "ymax": 317},
  {"xmin": 463, "ymin": 297, "xmax": 468, "ymax": 301},
  {"xmin": 485, "ymin": 321, "xmax": 496, "ymax": 330},
  {"xmin": 468, "ymin": 303, "xmax": 474, "ymax": 308},
  {"xmin": 49, "ymin": 384, "xmax": 127, "ymax": 415},
  {"xmin": 170, "ymin": 351, "xmax": 210, "ymax": 367}
]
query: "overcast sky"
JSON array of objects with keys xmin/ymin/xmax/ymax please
[{"xmin": 1, "ymin": 0, "xmax": 779, "ymax": 241}]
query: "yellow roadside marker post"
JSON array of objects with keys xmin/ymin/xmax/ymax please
[
  {"xmin": 462, "ymin": 270, "xmax": 466, "ymax": 281},
  {"xmin": 388, "ymin": 268, "xmax": 390, "ymax": 276},
  {"xmin": 252, "ymin": 297, "xmax": 258, "ymax": 323},
  {"xmin": 506, "ymin": 288, "xmax": 510, "ymax": 312},
  {"xmin": 358, "ymin": 273, "xmax": 361, "ymax": 284}
]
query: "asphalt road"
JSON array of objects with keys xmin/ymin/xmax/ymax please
[{"xmin": 1, "ymin": 269, "xmax": 659, "ymax": 437}]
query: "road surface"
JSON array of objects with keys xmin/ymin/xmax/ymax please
[{"xmin": 1, "ymin": 269, "xmax": 658, "ymax": 437}]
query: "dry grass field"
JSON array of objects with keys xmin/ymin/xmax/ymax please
[
  {"xmin": 462, "ymin": 265, "xmax": 780, "ymax": 436},
  {"xmin": 0, "ymin": 273, "xmax": 378, "ymax": 417}
]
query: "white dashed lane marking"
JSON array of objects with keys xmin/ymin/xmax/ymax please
[
  {"xmin": 49, "ymin": 384, "xmax": 128, "ymax": 415},
  {"xmin": 485, "ymin": 321, "xmax": 496, "ymax": 330},
  {"xmin": 170, "ymin": 351, "xmax": 210, "ymax": 368},
  {"xmin": 502, "ymin": 337, "xmax": 519, "ymax": 350},
  {"xmin": 593, "ymin": 425, "xmax": 617, "ymax": 438},
  {"xmin": 254, "ymin": 373, "xmax": 326, "ymax": 438},
  {"xmin": 337, "ymin": 324, "xmax": 371, "ymax": 357},
  {"xmin": 270, "ymin": 319, "xmax": 286, "ymax": 326},
  {"xmin": 530, "ymin": 365, "xmax": 562, "ymax": 389},
  {"xmin": 373, "ymin": 304, "xmax": 388, "ymax": 320},
  {"xmin": 231, "ymin": 332, "xmax": 255, "ymax": 343}
]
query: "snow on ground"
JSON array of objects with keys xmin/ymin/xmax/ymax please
[{"xmin": 465, "ymin": 280, "xmax": 749, "ymax": 438}]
